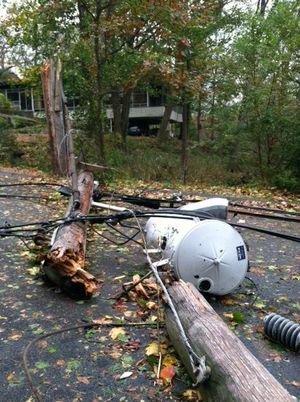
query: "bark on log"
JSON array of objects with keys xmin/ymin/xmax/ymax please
[
  {"xmin": 43, "ymin": 171, "xmax": 97, "ymax": 299},
  {"xmin": 165, "ymin": 281, "xmax": 295, "ymax": 402}
]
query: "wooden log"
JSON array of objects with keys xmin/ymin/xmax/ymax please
[
  {"xmin": 165, "ymin": 281, "xmax": 295, "ymax": 402},
  {"xmin": 43, "ymin": 171, "xmax": 97, "ymax": 299}
]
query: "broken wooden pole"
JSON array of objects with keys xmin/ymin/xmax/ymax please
[
  {"xmin": 43, "ymin": 171, "xmax": 97, "ymax": 299},
  {"xmin": 41, "ymin": 58, "xmax": 68, "ymax": 175},
  {"xmin": 165, "ymin": 281, "xmax": 295, "ymax": 402}
]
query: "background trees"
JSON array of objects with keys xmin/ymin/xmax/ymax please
[{"xmin": 0, "ymin": 0, "xmax": 299, "ymax": 190}]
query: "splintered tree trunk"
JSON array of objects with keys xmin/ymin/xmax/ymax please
[
  {"xmin": 165, "ymin": 281, "xmax": 295, "ymax": 402},
  {"xmin": 43, "ymin": 171, "xmax": 97, "ymax": 299},
  {"xmin": 41, "ymin": 58, "xmax": 68, "ymax": 175}
]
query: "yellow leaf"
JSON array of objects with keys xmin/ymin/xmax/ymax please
[
  {"xmin": 124, "ymin": 311, "xmax": 135, "ymax": 318},
  {"xmin": 183, "ymin": 389, "xmax": 203, "ymax": 401},
  {"xmin": 145, "ymin": 341, "xmax": 168, "ymax": 356},
  {"xmin": 109, "ymin": 327, "xmax": 126, "ymax": 340},
  {"xmin": 145, "ymin": 341, "xmax": 159, "ymax": 356},
  {"xmin": 162, "ymin": 355, "xmax": 178, "ymax": 367},
  {"xmin": 223, "ymin": 313, "xmax": 233, "ymax": 320},
  {"xmin": 222, "ymin": 298, "xmax": 234, "ymax": 306},
  {"xmin": 7, "ymin": 372, "xmax": 16, "ymax": 381},
  {"xmin": 8, "ymin": 334, "xmax": 22, "ymax": 341},
  {"xmin": 146, "ymin": 301, "xmax": 157, "ymax": 310},
  {"xmin": 20, "ymin": 251, "xmax": 30, "ymax": 257}
]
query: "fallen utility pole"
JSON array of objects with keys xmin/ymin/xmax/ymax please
[
  {"xmin": 165, "ymin": 281, "xmax": 295, "ymax": 402},
  {"xmin": 43, "ymin": 171, "xmax": 97, "ymax": 299}
]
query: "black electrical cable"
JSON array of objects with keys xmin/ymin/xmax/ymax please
[
  {"xmin": 229, "ymin": 208, "xmax": 300, "ymax": 223},
  {"xmin": 0, "ymin": 194, "xmax": 48, "ymax": 200},
  {"xmin": 244, "ymin": 276, "xmax": 259, "ymax": 307},
  {"xmin": 1, "ymin": 209, "xmax": 300, "ymax": 243},
  {"xmin": 91, "ymin": 223, "xmax": 141, "ymax": 247},
  {"xmin": 232, "ymin": 222, "xmax": 300, "ymax": 243},
  {"xmin": 96, "ymin": 190, "xmax": 300, "ymax": 219},
  {"xmin": 229, "ymin": 202, "xmax": 300, "ymax": 217},
  {"xmin": 0, "ymin": 182, "xmax": 63, "ymax": 188},
  {"xmin": 0, "ymin": 217, "xmax": 65, "ymax": 230}
]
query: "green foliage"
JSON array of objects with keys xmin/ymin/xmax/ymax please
[
  {"xmin": 201, "ymin": 0, "xmax": 300, "ymax": 191},
  {"xmin": 0, "ymin": 93, "xmax": 12, "ymax": 112},
  {"xmin": 1, "ymin": 0, "xmax": 299, "ymax": 191}
]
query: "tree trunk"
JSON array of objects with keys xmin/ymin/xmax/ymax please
[
  {"xmin": 197, "ymin": 97, "xmax": 205, "ymax": 142},
  {"xmin": 120, "ymin": 89, "xmax": 132, "ymax": 147},
  {"xmin": 43, "ymin": 171, "xmax": 97, "ymax": 299},
  {"xmin": 111, "ymin": 86, "xmax": 122, "ymax": 136},
  {"xmin": 256, "ymin": 0, "xmax": 269, "ymax": 15},
  {"xmin": 158, "ymin": 104, "xmax": 173, "ymax": 140},
  {"xmin": 165, "ymin": 281, "xmax": 295, "ymax": 402},
  {"xmin": 181, "ymin": 101, "xmax": 189, "ymax": 185},
  {"xmin": 93, "ymin": 10, "xmax": 105, "ymax": 163}
]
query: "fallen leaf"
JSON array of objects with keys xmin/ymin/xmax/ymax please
[
  {"xmin": 110, "ymin": 350, "xmax": 122, "ymax": 360},
  {"xmin": 123, "ymin": 340, "xmax": 141, "ymax": 351},
  {"xmin": 109, "ymin": 327, "xmax": 126, "ymax": 340},
  {"xmin": 159, "ymin": 366, "xmax": 176, "ymax": 382},
  {"xmin": 6, "ymin": 372, "xmax": 16, "ymax": 382},
  {"xmin": 119, "ymin": 371, "xmax": 133, "ymax": 380},
  {"xmin": 145, "ymin": 341, "xmax": 168, "ymax": 356},
  {"xmin": 77, "ymin": 376, "xmax": 90, "ymax": 385},
  {"xmin": 35, "ymin": 361, "xmax": 49, "ymax": 369},
  {"xmin": 27, "ymin": 267, "xmax": 40, "ymax": 276},
  {"xmin": 286, "ymin": 380, "xmax": 300, "ymax": 387},
  {"xmin": 37, "ymin": 340, "xmax": 48, "ymax": 349},
  {"xmin": 183, "ymin": 389, "xmax": 203, "ymax": 400},
  {"xmin": 124, "ymin": 311, "xmax": 135, "ymax": 318},
  {"xmin": 254, "ymin": 300, "xmax": 267, "ymax": 309},
  {"xmin": 232, "ymin": 312, "xmax": 245, "ymax": 323},
  {"xmin": 267, "ymin": 352, "xmax": 283, "ymax": 362},
  {"xmin": 8, "ymin": 333, "xmax": 22, "ymax": 341},
  {"xmin": 146, "ymin": 301, "xmax": 157, "ymax": 310},
  {"xmin": 222, "ymin": 298, "xmax": 235, "ymax": 306},
  {"xmin": 162, "ymin": 355, "xmax": 178, "ymax": 367}
]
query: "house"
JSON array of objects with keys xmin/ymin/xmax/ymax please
[
  {"xmin": 0, "ymin": 72, "xmax": 77, "ymax": 114},
  {"xmin": 1, "ymin": 72, "xmax": 182, "ymax": 134},
  {"xmin": 106, "ymin": 87, "xmax": 183, "ymax": 136},
  {"xmin": 0, "ymin": 72, "xmax": 43, "ymax": 114}
]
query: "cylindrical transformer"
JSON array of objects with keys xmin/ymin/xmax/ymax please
[{"xmin": 145, "ymin": 199, "xmax": 248, "ymax": 295}]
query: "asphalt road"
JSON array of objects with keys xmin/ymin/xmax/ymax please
[{"xmin": 0, "ymin": 170, "xmax": 299, "ymax": 402}]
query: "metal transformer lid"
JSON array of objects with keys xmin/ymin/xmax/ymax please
[{"xmin": 173, "ymin": 220, "xmax": 248, "ymax": 295}]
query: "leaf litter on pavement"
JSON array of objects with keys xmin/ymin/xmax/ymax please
[{"xmin": 0, "ymin": 170, "xmax": 299, "ymax": 400}]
